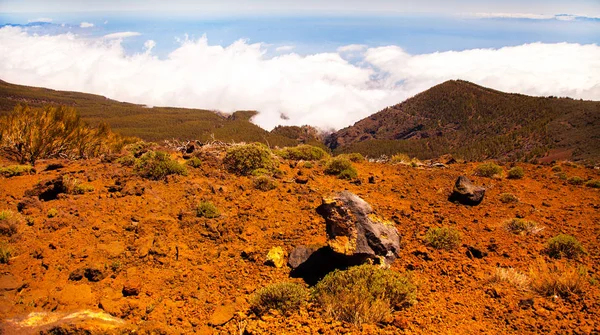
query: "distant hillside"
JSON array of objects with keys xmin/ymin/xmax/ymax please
[
  {"xmin": 328, "ymin": 80, "xmax": 600, "ymax": 162},
  {"xmin": 0, "ymin": 80, "xmax": 298, "ymax": 147}
]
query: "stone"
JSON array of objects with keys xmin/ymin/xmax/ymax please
[
  {"xmin": 449, "ymin": 176, "xmax": 485, "ymax": 206},
  {"xmin": 122, "ymin": 279, "xmax": 142, "ymax": 297},
  {"xmin": 0, "ymin": 274, "xmax": 25, "ymax": 291},
  {"xmin": 288, "ymin": 246, "xmax": 316, "ymax": 269},
  {"xmin": 265, "ymin": 246, "xmax": 287, "ymax": 268},
  {"xmin": 208, "ymin": 303, "xmax": 236, "ymax": 326},
  {"xmin": 295, "ymin": 176, "xmax": 309, "ymax": 184},
  {"xmin": 69, "ymin": 267, "xmax": 106, "ymax": 282},
  {"xmin": 316, "ymin": 191, "xmax": 401, "ymax": 264}
]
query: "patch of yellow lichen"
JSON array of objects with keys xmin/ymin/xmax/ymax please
[
  {"xmin": 328, "ymin": 235, "xmax": 357, "ymax": 255},
  {"xmin": 368, "ymin": 214, "xmax": 394, "ymax": 226}
]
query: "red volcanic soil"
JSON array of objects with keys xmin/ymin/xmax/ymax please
[{"xmin": 0, "ymin": 152, "xmax": 599, "ymax": 334}]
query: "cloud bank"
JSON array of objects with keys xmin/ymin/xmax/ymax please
[
  {"xmin": 103, "ymin": 31, "xmax": 141, "ymax": 39},
  {"xmin": 0, "ymin": 26, "xmax": 598, "ymax": 130},
  {"xmin": 79, "ymin": 22, "xmax": 94, "ymax": 28}
]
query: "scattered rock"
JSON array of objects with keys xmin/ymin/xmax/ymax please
[
  {"xmin": 288, "ymin": 246, "xmax": 316, "ymax": 269},
  {"xmin": 466, "ymin": 246, "xmax": 487, "ymax": 259},
  {"xmin": 316, "ymin": 191, "xmax": 401, "ymax": 264},
  {"xmin": 368, "ymin": 176, "xmax": 376, "ymax": 184},
  {"xmin": 265, "ymin": 246, "xmax": 287, "ymax": 268},
  {"xmin": 0, "ymin": 274, "xmax": 26, "ymax": 291},
  {"xmin": 295, "ymin": 176, "xmax": 309, "ymax": 184},
  {"xmin": 519, "ymin": 298, "xmax": 535, "ymax": 310},
  {"xmin": 437, "ymin": 154, "xmax": 457, "ymax": 165},
  {"xmin": 69, "ymin": 267, "xmax": 106, "ymax": 282},
  {"xmin": 122, "ymin": 279, "xmax": 142, "ymax": 297},
  {"xmin": 17, "ymin": 197, "xmax": 43, "ymax": 215},
  {"xmin": 208, "ymin": 303, "xmax": 236, "ymax": 326},
  {"xmin": 448, "ymin": 176, "xmax": 485, "ymax": 206}
]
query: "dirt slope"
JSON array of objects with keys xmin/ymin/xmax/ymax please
[{"xmin": 0, "ymin": 154, "xmax": 599, "ymax": 334}]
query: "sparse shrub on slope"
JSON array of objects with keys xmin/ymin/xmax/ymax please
[
  {"xmin": 314, "ymin": 264, "xmax": 416, "ymax": 325},
  {"xmin": 336, "ymin": 153, "xmax": 365, "ymax": 162},
  {"xmin": 0, "ymin": 104, "xmax": 129, "ymax": 165},
  {"xmin": 253, "ymin": 176, "xmax": 277, "ymax": 191},
  {"xmin": 499, "ymin": 193, "xmax": 519, "ymax": 203},
  {"xmin": 0, "ymin": 242, "xmax": 11, "ymax": 264},
  {"xmin": 567, "ymin": 176, "xmax": 584, "ymax": 185},
  {"xmin": 324, "ymin": 157, "xmax": 357, "ymax": 180},
  {"xmin": 390, "ymin": 153, "xmax": 411, "ymax": 164},
  {"xmin": 186, "ymin": 156, "xmax": 202, "ymax": 168},
  {"xmin": 195, "ymin": 201, "xmax": 220, "ymax": 219},
  {"xmin": 125, "ymin": 141, "xmax": 157, "ymax": 158},
  {"xmin": 134, "ymin": 151, "xmax": 187, "ymax": 180},
  {"xmin": 546, "ymin": 234, "xmax": 586, "ymax": 259},
  {"xmin": 276, "ymin": 145, "xmax": 329, "ymax": 161},
  {"xmin": 529, "ymin": 260, "xmax": 587, "ymax": 298},
  {"xmin": 424, "ymin": 227, "xmax": 461, "ymax": 250},
  {"xmin": 0, "ymin": 165, "xmax": 34, "ymax": 177},
  {"xmin": 116, "ymin": 155, "xmax": 136, "ymax": 167},
  {"xmin": 62, "ymin": 175, "xmax": 94, "ymax": 194},
  {"xmin": 250, "ymin": 282, "xmax": 309, "ymax": 316},
  {"xmin": 504, "ymin": 218, "xmax": 543, "ymax": 235},
  {"xmin": 551, "ymin": 165, "xmax": 562, "ymax": 172},
  {"xmin": 0, "ymin": 210, "xmax": 20, "ymax": 236},
  {"xmin": 585, "ymin": 179, "xmax": 600, "ymax": 188},
  {"xmin": 507, "ymin": 166, "xmax": 525, "ymax": 179},
  {"xmin": 475, "ymin": 162, "xmax": 503, "ymax": 178},
  {"xmin": 224, "ymin": 143, "xmax": 275, "ymax": 175}
]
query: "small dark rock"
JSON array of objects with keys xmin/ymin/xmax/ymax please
[
  {"xmin": 519, "ymin": 298, "xmax": 534, "ymax": 310},
  {"xmin": 449, "ymin": 176, "xmax": 485, "ymax": 206},
  {"xmin": 466, "ymin": 246, "xmax": 487, "ymax": 259},
  {"xmin": 368, "ymin": 176, "xmax": 376, "ymax": 184}
]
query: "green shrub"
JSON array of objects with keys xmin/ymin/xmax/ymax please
[
  {"xmin": 424, "ymin": 227, "xmax": 461, "ymax": 250},
  {"xmin": 125, "ymin": 141, "xmax": 156, "ymax": 158},
  {"xmin": 504, "ymin": 218, "xmax": 543, "ymax": 235},
  {"xmin": 47, "ymin": 208, "xmax": 58, "ymax": 218},
  {"xmin": 195, "ymin": 201, "xmax": 220, "ymax": 219},
  {"xmin": 116, "ymin": 155, "xmax": 136, "ymax": 167},
  {"xmin": 507, "ymin": 166, "xmax": 525, "ymax": 179},
  {"xmin": 546, "ymin": 234, "xmax": 586, "ymax": 259},
  {"xmin": 585, "ymin": 179, "xmax": 600, "ymax": 188},
  {"xmin": 249, "ymin": 282, "xmax": 309, "ymax": 316},
  {"xmin": 390, "ymin": 153, "xmax": 410, "ymax": 164},
  {"xmin": 0, "ymin": 242, "xmax": 11, "ymax": 264},
  {"xmin": 134, "ymin": 151, "xmax": 187, "ymax": 180},
  {"xmin": 567, "ymin": 176, "xmax": 584, "ymax": 185},
  {"xmin": 314, "ymin": 264, "xmax": 416, "ymax": 325},
  {"xmin": 475, "ymin": 162, "xmax": 503, "ymax": 178},
  {"xmin": 302, "ymin": 161, "xmax": 314, "ymax": 169},
  {"xmin": 337, "ymin": 153, "xmax": 365, "ymax": 162},
  {"xmin": 556, "ymin": 172, "xmax": 567, "ymax": 180},
  {"xmin": 0, "ymin": 165, "xmax": 34, "ymax": 177},
  {"xmin": 277, "ymin": 145, "xmax": 329, "ymax": 161},
  {"xmin": 253, "ymin": 176, "xmax": 277, "ymax": 191},
  {"xmin": 499, "ymin": 193, "xmax": 519, "ymax": 204},
  {"xmin": 0, "ymin": 210, "xmax": 19, "ymax": 236},
  {"xmin": 551, "ymin": 165, "xmax": 562, "ymax": 172},
  {"xmin": 62, "ymin": 176, "xmax": 94, "ymax": 194},
  {"xmin": 224, "ymin": 143, "xmax": 274, "ymax": 175},
  {"xmin": 186, "ymin": 156, "xmax": 202, "ymax": 168},
  {"xmin": 324, "ymin": 158, "xmax": 358, "ymax": 180}
]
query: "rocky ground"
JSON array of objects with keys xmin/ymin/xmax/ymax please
[{"xmin": 0, "ymin": 150, "xmax": 599, "ymax": 334}]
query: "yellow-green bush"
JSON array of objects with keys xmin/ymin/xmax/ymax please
[
  {"xmin": 324, "ymin": 157, "xmax": 357, "ymax": 180},
  {"xmin": 507, "ymin": 166, "xmax": 525, "ymax": 179},
  {"xmin": 499, "ymin": 193, "xmax": 519, "ymax": 204},
  {"xmin": 276, "ymin": 145, "xmax": 329, "ymax": 161},
  {"xmin": 253, "ymin": 176, "xmax": 277, "ymax": 191},
  {"xmin": 249, "ymin": 282, "xmax": 309, "ymax": 316},
  {"xmin": 475, "ymin": 162, "xmax": 503, "ymax": 178},
  {"xmin": 195, "ymin": 201, "xmax": 220, "ymax": 219},
  {"xmin": 585, "ymin": 179, "xmax": 600, "ymax": 188},
  {"xmin": 314, "ymin": 265, "xmax": 416, "ymax": 325},
  {"xmin": 0, "ymin": 165, "xmax": 34, "ymax": 177},
  {"xmin": 0, "ymin": 210, "xmax": 20, "ymax": 236},
  {"xmin": 186, "ymin": 156, "xmax": 202, "ymax": 168},
  {"xmin": 62, "ymin": 176, "xmax": 94, "ymax": 194},
  {"xmin": 224, "ymin": 143, "xmax": 275, "ymax": 175},
  {"xmin": 424, "ymin": 227, "xmax": 461, "ymax": 250},
  {"xmin": 567, "ymin": 176, "xmax": 584, "ymax": 185},
  {"xmin": 546, "ymin": 234, "xmax": 586, "ymax": 259},
  {"xmin": 504, "ymin": 218, "xmax": 542, "ymax": 235},
  {"xmin": 390, "ymin": 153, "xmax": 410, "ymax": 164},
  {"xmin": 134, "ymin": 151, "xmax": 187, "ymax": 180},
  {"xmin": 337, "ymin": 153, "xmax": 365, "ymax": 162}
]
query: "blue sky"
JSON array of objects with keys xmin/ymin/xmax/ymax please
[{"xmin": 0, "ymin": 1, "xmax": 599, "ymax": 130}]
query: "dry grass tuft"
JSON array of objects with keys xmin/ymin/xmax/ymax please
[{"xmin": 529, "ymin": 260, "xmax": 587, "ymax": 298}]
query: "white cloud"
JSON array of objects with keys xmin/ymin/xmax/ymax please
[
  {"xmin": 79, "ymin": 22, "xmax": 94, "ymax": 28},
  {"xmin": 103, "ymin": 31, "xmax": 141, "ymax": 39},
  {"xmin": 472, "ymin": 13, "xmax": 554, "ymax": 20},
  {"xmin": 337, "ymin": 44, "xmax": 367, "ymax": 53},
  {"xmin": 0, "ymin": 26, "xmax": 598, "ymax": 131},
  {"xmin": 275, "ymin": 45, "xmax": 295, "ymax": 52},
  {"xmin": 28, "ymin": 18, "xmax": 53, "ymax": 23}
]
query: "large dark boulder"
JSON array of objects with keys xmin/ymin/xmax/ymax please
[
  {"xmin": 316, "ymin": 191, "xmax": 401, "ymax": 265},
  {"xmin": 449, "ymin": 176, "xmax": 485, "ymax": 205}
]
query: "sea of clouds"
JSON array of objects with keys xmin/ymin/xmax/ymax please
[{"xmin": 0, "ymin": 26, "xmax": 598, "ymax": 130}]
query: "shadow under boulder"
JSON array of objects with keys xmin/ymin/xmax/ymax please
[{"xmin": 289, "ymin": 246, "xmax": 372, "ymax": 285}]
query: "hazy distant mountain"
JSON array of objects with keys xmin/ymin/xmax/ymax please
[{"xmin": 327, "ymin": 80, "xmax": 600, "ymax": 162}]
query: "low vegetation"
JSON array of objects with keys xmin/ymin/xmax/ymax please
[
  {"xmin": 47, "ymin": 208, "xmax": 58, "ymax": 218},
  {"xmin": 336, "ymin": 153, "xmax": 365, "ymax": 162},
  {"xmin": 0, "ymin": 104, "xmax": 131, "ymax": 165},
  {"xmin": 507, "ymin": 166, "xmax": 525, "ymax": 179},
  {"xmin": 529, "ymin": 260, "xmax": 587, "ymax": 298},
  {"xmin": 424, "ymin": 227, "xmax": 461, "ymax": 250},
  {"xmin": 249, "ymin": 282, "xmax": 309, "ymax": 316},
  {"xmin": 314, "ymin": 265, "xmax": 416, "ymax": 325},
  {"xmin": 390, "ymin": 153, "xmax": 411, "ymax": 164},
  {"xmin": 474, "ymin": 162, "xmax": 503, "ymax": 178},
  {"xmin": 567, "ymin": 176, "xmax": 584, "ymax": 185},
  {"xmin": 276, "ymin": 145, "xmax": 329, "ymax": 161},
  {"xmin": 546, "ymin": 234, "xmax": 586, "ymax": 259},
  {"xmin": 253, "ymin": 176, "xmax": 277, "ymax": 191},
  {"xmin": 0, "ymin": 164, "xmax": 34, "ymax": 177},
  {"xmin": 585, "ymin": 179, "xmax": 600, "ymax": 188},
  {"xmin": 0, "ymin": 210, "xmax": 20, "ymax": 236},
  {"xmin": 186, "ymin": 157, "xmax": 202, "ymax": 168},
  {"xmin": 134, "ymin": 151, "xmax": 187, "ymax": 180},
  {"xmin": 324, "ymin": 157, "xmax": 357, "ymax": 180},
  {"xmin": 224, "ymin": 143, "xmax": 275, "ymax": 175},
  {"xmin": 62, "ymin": 176, "xmax": 94, "ymax": 194},
  {"xmin": 499, "ymin": 193, "xmax": 519, "ymax": 203},
  {"xmin": 195, "ymin": 201, "xmax": 220, "ymax": 219},
  {"xmin": 504, "ymin": 218, "xmax": 543, "ymax": 235},
  {"xmin": 490, "ymin": 267, "xmax": 530, "ymax": 290}
]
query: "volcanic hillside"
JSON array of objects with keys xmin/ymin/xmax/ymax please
[{"xmin": 328, "ymin": 80, "xmax": 600, "ymax": 163}]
